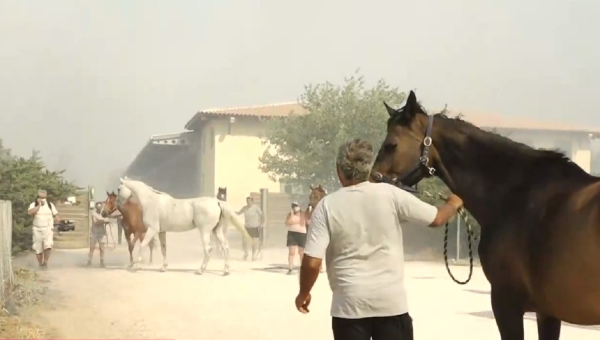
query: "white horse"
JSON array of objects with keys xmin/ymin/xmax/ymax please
[{"xmin": 117, "ymin": 177, "xmax": 251, "ymax": 275}]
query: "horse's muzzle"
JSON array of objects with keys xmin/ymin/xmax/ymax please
[{"xmin": 371, "ymin": 172, "xmax": 419, "ymax": 194}]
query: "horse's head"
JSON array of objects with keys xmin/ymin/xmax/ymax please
[
  {"xmin": 217, "ymin": 187, "xmax": 227, "ymax": 201},
  {"xmin": 371, "ymin": 90, "xmax": 442, "ymax": 189},
  {"xmin": 117, "ymin": 182, "xmax": 133, "ymax": 204},
  {"xmin": 101, "ymin": 191, "xmax": 118, "ymax": 218},
  {"xmin": 308, "ymin": 184, "xmax": 327, "ymax": 209}
]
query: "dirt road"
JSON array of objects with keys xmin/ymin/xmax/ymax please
[{"xmin": 15, "ymin": 228, "xmax": 600, "ymax": 340}]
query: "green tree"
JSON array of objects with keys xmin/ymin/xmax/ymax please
[
  {"xmin": 259, "ymin": 73, "xmax": 406, "ymax": 190},
  {"xmin": 0, "ymin": 141, "xmax": 80, "ymax": 252}
]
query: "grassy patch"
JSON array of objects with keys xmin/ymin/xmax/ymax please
[{"xmin": 0, "ymin": 268, "xmax": 48, "ymax": 339}]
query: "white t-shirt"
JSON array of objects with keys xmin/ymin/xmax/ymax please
[
  {"xmin": 304, "ymin": 181, "xmax": 438, "ymax": 319},
  {"xmin": 29, "ymin": 202, "xmax": 58, "ymax": 228}
]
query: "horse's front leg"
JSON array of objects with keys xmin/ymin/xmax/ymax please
[
  {"xmin": 536, "ymin": 313, "xmax": 561, "ymax": 340},
  {"xmin": 138, "ymin": 227, "xmax": 158, "ymax": 266},
  {"xmin": 148, "ymin": 235, "xmax": 154, "ymax": 264},
  {"xmin": 126, "ymin": 231, "xmax": 135, "ymax": 267},
  {"xmin": 491, "ymin": 286, "xmax": 526, "ymax": 340},
  {"xmin": 158, "ymin": 231, "xmax": 168, "ymax": 272},
  {"xmin": 131, "ymin": 233, "xmax": 142, "ymax": 270},
  {"xmin": 196, "ymin": 226, "xmax": 213, "ymax": 275}
]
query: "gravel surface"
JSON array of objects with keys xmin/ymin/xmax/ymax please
[{"xmin": 14, "ymin": 227, "xmax": 600, "ymax": 340}]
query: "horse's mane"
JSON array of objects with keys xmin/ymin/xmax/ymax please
[
  {"xmin": 430, "ymin": 111, "xmax": 589, "ymax": 177},
  {"xmin": 389, "ymin": 99, "xmax": 588, "ymax": 178},
  {"xmin": 123, "ymin": 179, "xmax": 173, "ymax": 198}
]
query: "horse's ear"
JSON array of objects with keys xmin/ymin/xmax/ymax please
[
  {"xmin": 383, "ymin": 102, "xmax": 396, "ymax": 117},
  {"xmin": 317, "ymin": 184, "xmax": 323, "ymax": 190},
  {"xmin": 310, "ymin": 185, "xmax": 315, "ymax": 190},
  {"xmin": 106, "ymin": 191, "xmax": 110, "ymax": 196},
  {"xmin": 403, "ymin": 90, "xmax": 421, "ymax": 118},
  {"xmin": 120, "ymin": 178, "xmax": 124, "ymax": 183}
]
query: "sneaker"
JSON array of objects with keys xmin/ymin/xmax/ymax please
[
  {"xmin": 287, "ymin": 269, "xmax": 293, "ymax": 275},
  {"xmin": 100, "ymin": 261, "xmax": 106, "ymax": 268}
]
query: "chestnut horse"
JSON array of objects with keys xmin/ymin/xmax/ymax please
[
  {"xmin": 102, "ymin": 192, "xmax": 166, "ymax": 269},
  {"xmin": 306, "ymin": 184, "xmax": 327, "ymax": 218},
  {"xmin": 306, "ymin": 184, "xmax": 327, "ymax": 273},
  {"xmin": 371, "ymin": 90, "xmax": 600, "ymax": 340}
]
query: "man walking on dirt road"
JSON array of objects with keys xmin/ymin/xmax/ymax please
[
  {"xmin": 28, "ymin": 189, "xmax": 60, "ymax": 269},
  {"xmin": 295, "ymin": 139, "xmax": 463, "ymax": 340}
]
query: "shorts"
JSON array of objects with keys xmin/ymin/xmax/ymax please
[
  {"xmin": 286, "ymin": 231, "xmax": 307, "ymax": 248},
  {"xmin": 245, "ymin": 226, "xmax": 262, "ymax": 239},
  {"xmin": 332, "ymin": 313, "xmax": 413, "ymax": 340},
  {"xmin": 32, "ymin": 227, "xmax": 53, "ymax": 254},
  {"xmin": 90, "ymin": 228, "xmax": 106, "ymax": 246}
]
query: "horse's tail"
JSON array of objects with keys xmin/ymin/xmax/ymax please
[{"xmin": 218, "ymin": 201, "xmax": 251, "ymax": 241}]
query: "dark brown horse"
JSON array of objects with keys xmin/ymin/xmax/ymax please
[
  {"xmin": 216, "ymin": 187, "xmax": 227, "ymax": 201},
  {"xmin": 102, "ymin": 192, "xmax": 167, "ymax": 270},
  {"xmin": 371, "ymin": 90, "xmax": 600, "ymax": 340}
]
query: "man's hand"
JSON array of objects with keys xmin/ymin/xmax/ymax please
[
  {"xmin": 295, "ymin": 292, "xmax": 311, "ymax": 314},
  {"xmin": 446, "ymin": 194, "xmax": 463, "ymax": 210}
]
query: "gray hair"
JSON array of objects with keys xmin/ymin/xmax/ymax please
[
  {"xmin": 336, "ymin": 139, "xmax": 375, "ymax": 182},
  {"xmin": 38, "ymin": 189, "xmax": 47, "ymax": 196}
]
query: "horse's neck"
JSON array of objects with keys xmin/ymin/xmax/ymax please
[
  {"xmin": 433, "ymin": 120, "xmax": 533, "ymax": 226},
  {"xmin": 434, "ymin": 119, "xmax": 595, "ymax": 227}
]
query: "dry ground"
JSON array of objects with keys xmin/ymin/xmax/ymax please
[{"xmin": 8, "ymin": 226, "xmax": 600, "ymax": 339}]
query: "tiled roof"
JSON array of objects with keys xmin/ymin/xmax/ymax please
[{"xmin": 185, "ymin": 102, "xmax": 600, "ymax": 134}]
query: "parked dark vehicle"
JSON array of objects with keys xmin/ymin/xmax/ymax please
[{"xmin": 54, "ymin": 219, "xmax": 75, "ymax": 232}]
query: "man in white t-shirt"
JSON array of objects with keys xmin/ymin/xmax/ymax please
[
  {"xmin": 27, "ymin": 189, "xmax": 60, "ymax": 269},
  {"xmin": 295, "ymin": 139, "xmax": 463, "ymax": 340}
]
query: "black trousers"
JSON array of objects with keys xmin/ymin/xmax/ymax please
[{"xmin": 332, "ymin": 313, "xmax": 413, "ymax": 340}]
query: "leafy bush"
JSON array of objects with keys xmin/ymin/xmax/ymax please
[{"xmin": 0, "ymin": 140, "xmax": 79, "ymax": 253}]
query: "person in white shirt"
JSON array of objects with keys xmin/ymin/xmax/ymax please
[
  {"xmin": 88, "ymin": 202, "xmax": 108, "ymax": 267},
  {"xmin": 27, "ymin": 189, "xmax": 60, "ymax": 269},
  {"xmin": 295, "ymin": 138, "xmax": 463, "ymax": 340}
]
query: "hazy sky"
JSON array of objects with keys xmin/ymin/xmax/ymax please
[{"xmin": 1, "ymin": 0, "xmax": 599, "ymax": 193}]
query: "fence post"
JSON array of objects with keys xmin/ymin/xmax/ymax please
[{"xmin": 0, "ymin": 200, "xmax": 14, "ymax": 306}]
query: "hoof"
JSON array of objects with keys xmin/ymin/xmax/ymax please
[
  {"xmin": 127, "ymin": 262, "xmax": 134, "ymax": 268},
  {"xmin": 160, "ymin": 267, "xmax": 167, "ymax": 272},
  {"xmin": 223, "ymin": 271, "xmax": 230, "ymax": 276},
  {"xmin": 195, "ymin": 270, "xmax": 203, "ymax": 275}
]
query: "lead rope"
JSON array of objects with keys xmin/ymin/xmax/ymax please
[
  {"xmin": 104, "ymin": 221, "xmax": 117, "ymax": 251},
  {"xmin": 443, "ymin": 207, "xmax": 474, "ymax": 285},
  {"xmin": 426, "ymin": 192, "xmax": 475, "ymax": 284}
]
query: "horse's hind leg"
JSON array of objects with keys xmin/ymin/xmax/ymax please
[
  {"xmin": 491, "ymin": 287, "xmax": 525, "ymax": 340},
  {"xmin": 213, "ymin": 226, "xmax": 230, "ymax": 276},
  {"xmin": 158, "ymin": 231, "xmax": 168, "ymax": 272},
  {"xmin": 196, "ymin": 227, "xmax": 213, "ymax": 275},
  {"xmin": 536, "ymin": 313, "xmax": 561, "ymax": 340}
]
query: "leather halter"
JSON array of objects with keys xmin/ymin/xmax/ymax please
[
  {"xmin": 372, "ymin": 115, "xmax": 436, "ymax": 192},
  {"xmin": 398, "ymin": 114, "xmax": 436, "ymax": 182}
]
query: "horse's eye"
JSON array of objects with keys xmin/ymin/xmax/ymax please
[{"xmin": 383, "ymin": 142, "xmax": 397, "ymax": 153}]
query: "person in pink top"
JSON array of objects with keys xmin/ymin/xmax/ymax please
[{"xmin": 285, "ymin": 201, "xmax": 307, "ymax": 275}]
